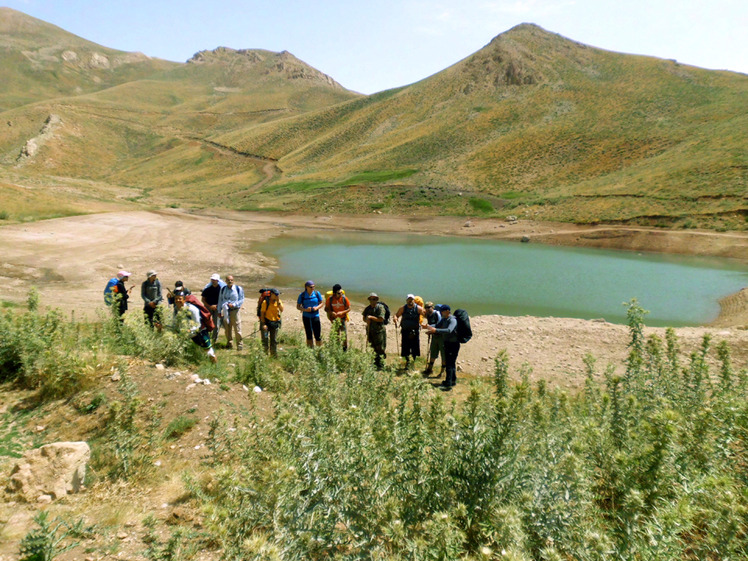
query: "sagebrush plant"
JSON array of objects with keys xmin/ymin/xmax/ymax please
[
  {"xmin": 18, "ymin": 511, "xmax": 88, "ymax": 561},
  {"xmin": 90, "ymin": 372, "xmax": 161, "ymax": 481},
  {"xmin": 0, "ymin": 301, "xmax": 94, "ymax": 399},
  {"xmin": 189, "ymin": 300, "xmax": 748, "ymax": 560}
]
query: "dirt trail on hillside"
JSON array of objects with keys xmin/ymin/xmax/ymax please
[{"xmin": 0, "ymin": 209, "xmax": 745, "ymax": 387}]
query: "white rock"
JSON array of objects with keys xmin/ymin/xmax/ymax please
[
  {"xmin": 155, "ymin": 364, "xmax": 165, "ymax": 371},
  {"xmin": 253, "ymin": 386, "xmax": 262, "ymax": 393},
  {"xmin": 8, "ymin": 442, "xmax": 90, "ymax": 502}
]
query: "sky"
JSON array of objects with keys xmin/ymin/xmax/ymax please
[{"xmin": 4, "ymin": 0, "xmax": 747, "ymax": 94}]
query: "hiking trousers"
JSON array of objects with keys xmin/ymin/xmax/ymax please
[{"xmin": 444, "ymin": 341, "xmax": 461, "ymax": 386}]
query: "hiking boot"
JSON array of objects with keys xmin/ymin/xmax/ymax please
[
  {"xmin": 237, "ymin": 343, "xmax": 244, "ymax": 351},
  {"xmin": 422, "ymin": 363, "xmax": 434, "ymax": 377}
]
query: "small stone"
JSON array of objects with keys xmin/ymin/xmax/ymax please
[
  {"xmin": 155, "ymin": 364, "xmax": 165, "ymax": 371},
  {"xmin": 35, "ymin": 425, "xmax": 46, "ymax": 433},
  {"xmin": 110, "ymin": 373, "xmax": 121, "ymax": 382},
  {"xmin": 185, "ymin": 383, "xmax": 196, "ymax": 391},
  {"xmin": 117, "ymin": 532, "xmax": 128, "ymax": 540},
  {"xmin": 243, "ymin": 385, "xmax": 249, "ymax": 392},
  {"xmin": 154, "ymin": 460, "xmax": 162, "ymax": 467},
  {"xmin": 202, "ymin": 379, "xmax": 211, "ymax": 385},
  {"xmin": 37, "ymin": 494, "xmax": 53, "ymax": 504},
  {"xmin": 253, "ymin": 386, "xmax": 262, "ymax": 393}
]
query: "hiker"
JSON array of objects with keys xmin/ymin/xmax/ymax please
[
  {"xmin": 363, "ymin": 292, "xmax": 387, "ymax": 370},
  {"xmin": 393, "ymin": 294, "xmax": 423, "ymax": 369},
  {"xmin": 424, "ymin": 305, "xmax": 460, "ymax": 390},
  {"xmin": 173, "ymin": 291, "xmax": 217, "ymax": 363},
  {"xmin": 141, "ymin": 270, "xmax": 163, "ymax": 327},
  {"xmin": 201, "ymin": 273, "xmax": 225, "ymax": 344},
  {"xmin": 422, "ymin": 301, "xmax": 445, "ymax": 377},
  {"xmin": 105, "ymin": 270, "xmax": 133, "ymax": 318},
  {"xmin": 297, "ymin": 280, "xmax": 324, "ymax": 348},
  {"xmin": 259, "ymin": 288, "xmax": 283, "ymax": 356},
  {"xmin": 325, "ymin": 283, "xmax": 351, "ymax": 350},
  {"xmin": 218, "ymin": 275, "xmax": 244, "ymax": 350},
  {"xmin": 166, "ymin": 280, "xmax": 191, "ymax": 306}
]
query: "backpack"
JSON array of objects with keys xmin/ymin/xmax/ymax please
[
  {"xmin": 453, "ymin": 309, "xmax": 472, "ymax": 344},
  {"xmin": 185, "ymin": 293, "xmax": 215, "ymax": 331},
  {"xmin": 380, "ymin": 302, "xmax": 391, "ymax": 325},
  {"xmin": 104, "ymin": 277, "xmax": 118, "ymax": 305},
  {"xmin": 325, "ymin": 291, "xmax": 350, "ymax": 321},
  {"xmin": 257, "ymin": 288, "xmax": 272, "ymax": 318},
  {"xmin": 363, "ymin": 301, "xmax": 391, "ymax": 325}
]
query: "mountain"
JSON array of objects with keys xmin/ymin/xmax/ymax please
[
  {"xmin": 0, "ymin": 7, "xmax": 179, "ymax": 111},
  {"xmin": 0, "ymin": 12, "xmax": 745, "ymax": 230},
  {"xmin": 213, "ymin": 24, "xmax": 748, "ymax": 227}
]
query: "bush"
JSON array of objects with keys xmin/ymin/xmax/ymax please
[{"xmin": 192, "ymin": 301, "xmax": 748, "ymax": 560}]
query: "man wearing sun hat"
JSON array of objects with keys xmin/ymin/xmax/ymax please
[{"xmin": 363, "ymin": 292, "xmax": 387, "ymax": 370}]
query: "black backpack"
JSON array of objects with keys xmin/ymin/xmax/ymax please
[
  {"xmin": 453, "ymin": 309, "xmax": 472, "ymax": 343},
  {"xmin": 365, "ymin": 302, "xmax": 391, "ymax": 325},
  {"xmin": 381, "ymin": 302, "xmax": 391, "ymax": 325}
]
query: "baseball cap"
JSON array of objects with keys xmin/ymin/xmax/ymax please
[
  {"xmin": 407, "ymin": 293, "xmax": 415, "ymax": 299},
  {"xmin": 210, "ymin": 273, "xmax": 221, "ymax": 281}
]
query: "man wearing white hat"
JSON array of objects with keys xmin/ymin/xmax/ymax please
[
  {"xmin": 201, "ymin": 273, "xmax": 226, "ymax": 343},
  {"xmin": 394, "ymin": 294, "xmax": 423, "ymax": 370}
]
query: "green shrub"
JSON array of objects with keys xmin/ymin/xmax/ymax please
[
  {"xmin": 163, "ymin": 415, "xmax": 198, "ymax": 440},
  {"xmin": 469, "ymin": 197, "xmax": 493, "ymax": 213}
]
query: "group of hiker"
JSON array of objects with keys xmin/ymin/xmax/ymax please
[{"xmin": 105, "ymin": 271, "xmax": 471, "ymax": 389}]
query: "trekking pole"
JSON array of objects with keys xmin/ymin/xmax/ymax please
[{"xmin": 395, "ymin": 322, "xmax": 400, "ymax": 355}]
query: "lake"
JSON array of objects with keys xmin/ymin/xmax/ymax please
[{"xmin": 261, "ymin": 231, "xmax": 748, "ymax": 327}]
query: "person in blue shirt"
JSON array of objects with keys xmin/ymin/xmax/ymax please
[
  {"xmin": 218, "ymin": 275, "xmax": 244, "ymax": 350},
  {"xmin": 425, "ymin": 304, "xmax": 460, "ymax": 390},
  {"xmin": 296, "ymin": 280, "xmax": 324, "ymax": 348}
]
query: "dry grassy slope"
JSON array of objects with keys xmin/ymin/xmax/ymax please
[
  {"xmin": 216, "ymin": 24, "xmax": 748, "ymax": 226},
  {"xmin": 0, "ymin": 11, "xmax": 361, "ymax": 214},
  {"xmin": 0, "ymin": 8, "xmax": 179, "ymax": 112}
]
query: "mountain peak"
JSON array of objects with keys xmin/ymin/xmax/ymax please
[{"xmin": 187, "ymin": 47, "xmax": 346, "ymax": 90}]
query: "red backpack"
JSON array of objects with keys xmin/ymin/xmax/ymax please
[{"xmin": 184, "ymin": 294, "xmax": 215, "ymax": 331}]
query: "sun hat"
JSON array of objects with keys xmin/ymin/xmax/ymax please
[
  {"xmin": 118, "ymin": 270, "xmax": 131, "ymax": 279},
  {"xmin": 147, "ymin": 270, "xmax": 157, "ymax": 277},
  {"xmin": 210, "ymin": 273, "xmax": 220, "ymax": 281},
  {"xmin": 368, "ymin": 292, "xmax": 379, "ymax": 300}
]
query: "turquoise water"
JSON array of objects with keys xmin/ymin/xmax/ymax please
[{"xmin": 261, "ymin": 232, "xmax": 748, "ymax": 326}]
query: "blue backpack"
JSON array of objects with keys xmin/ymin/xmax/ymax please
[{"xmin": 104, "ymin": 277, "xmax": 118, "ymax": 305}]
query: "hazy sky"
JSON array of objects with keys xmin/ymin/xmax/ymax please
[{"xmin": 5, "ymin": 0, "xmax": 747, "ymax": 94}]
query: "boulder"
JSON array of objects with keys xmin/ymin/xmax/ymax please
[{"xmin": 8, "ymin": 442, "xmax": 90, "ymax": 502}]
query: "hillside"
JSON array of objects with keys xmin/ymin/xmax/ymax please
[
  {"xmin": 215, "ymin": 24, "xmax": 748, "ymax": 228},
  {"xmin": 0, "ymin": 13, "xmax": 745, "ymax": 230},
  {"xmin": 0, "ymin": 8, "xmax": 178, "ymax": 112}
]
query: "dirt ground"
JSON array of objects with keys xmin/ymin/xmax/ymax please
[{"xmin": 0, "ymin": 208, "xmax": 747, "ymax": 387}]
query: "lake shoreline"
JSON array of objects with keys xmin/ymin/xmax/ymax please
[{"xmin": 203, "ymin": 210, "xmax": 747, "ymax": 328}]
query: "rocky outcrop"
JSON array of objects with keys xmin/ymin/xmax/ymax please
[
  {"xmin": 16, "ymin": 114, "xmax": 61, "ymax": 163},
  {"xmin": 8, "ymin": 441, "xmax": 91, "ymax": 502},
  {"xmin": 188, "ymin": 47, "xmax": 346, "ymax": 90}
]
